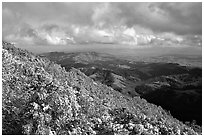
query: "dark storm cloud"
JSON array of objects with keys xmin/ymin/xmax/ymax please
[
  {"xmin": 2, "ymin": 2, "xmax": 96, "ymax": 26},
  {"xmin": 112, "ymin": 2, "xmax": 202, "ymax": 35},
  {"xmin": 153, "ymin": 3, "xmax": 202, "ymax": 35}
]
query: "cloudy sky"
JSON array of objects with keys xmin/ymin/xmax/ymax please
[{"xmin": 2, "ymin": 2, "xmax": 202, "ymax": 52}]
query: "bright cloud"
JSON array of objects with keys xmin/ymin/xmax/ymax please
[{"xmin": 2, "ymin": 2, "xmax": 202, "ymax": 48}]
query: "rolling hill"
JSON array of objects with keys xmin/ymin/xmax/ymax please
[
  {"xmin": 2, "ymin": 41, "xmax": 201, "ymax": 135},
  {"xmin": 41, "ymin": 50, "xmax": 202, "ymax": 128}
]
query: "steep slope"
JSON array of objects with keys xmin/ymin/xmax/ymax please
[
  {"xmin": 2, "ymin": 41, "xmax": 200, "ymax": 135},
  {"xmin": 41, "ymin": 51, "xmax": 139, "ymax": 95},
  {"xmin": 40, "ymin": 51, "xmax": 202, "ymax": 128}
]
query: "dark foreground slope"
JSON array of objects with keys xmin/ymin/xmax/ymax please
[
  {"xmin": 135, "ymin": 73, "xmax": 202, "ymax": 126},
  {"xmin": 2, "ymin": 41, "xmax": 200, "ymax": 135}
]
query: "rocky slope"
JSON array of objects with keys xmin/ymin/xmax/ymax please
[{"xmin": 2, "ymin": 41, "xmax": 201, "ymax": 135}]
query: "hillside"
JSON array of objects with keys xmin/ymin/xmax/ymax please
[
  {"xmin": 2, "ymin": 41, "xmax": 201, "ymax": 135},
  {"xmin": 41, "ymin": 51, "xmax": 202, "ymax": 126},
  {"xmin": 41, "ymin": 51, "xmax": 196, "ymax": 96},
  {"xmin": 135, "ymin": 74, "xmax": 202, "ymax": 125}
]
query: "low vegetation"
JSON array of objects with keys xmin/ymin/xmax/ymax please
[{"xmin": 2, "ymin": 41, "xmax": 201, "ymax": 135}]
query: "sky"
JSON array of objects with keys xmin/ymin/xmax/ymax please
[{"xmin": 2, "ymin": 2, "xmax": 202, "ymax": 53}]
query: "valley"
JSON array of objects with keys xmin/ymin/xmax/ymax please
[
  {"xmin": 41, "ymin": 51, "xmax": 202, "ymax": 126},
  {"xmin": 2, "ymin": 2, "xmax": 202, "ymax": 135}
]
